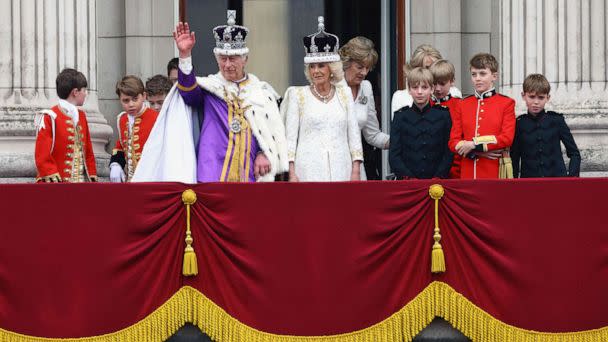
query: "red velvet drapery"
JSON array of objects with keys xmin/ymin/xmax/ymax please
[{"xmin": 0, "ymin": 179, "xmax": 606, "ymax": 339}]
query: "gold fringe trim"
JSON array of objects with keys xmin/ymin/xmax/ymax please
[{"xmin": 2, "ymin": 283, "xmax": 608, "ymax": 342}]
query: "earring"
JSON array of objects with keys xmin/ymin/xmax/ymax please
[{"xmin": 330, "ymin": 73, "xmax": 334, "ymax": 78}]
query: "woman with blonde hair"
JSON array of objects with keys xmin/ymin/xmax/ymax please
[
  {"xmin": 391, "ymin": 44, "xmax": 462, "ymax": 115},
  {"xmin": 282, "ymin": 17, "xmax": 363, "ymax": 182},
  {"xmin": 339, "ymin": 36, "xmax": 389, "ymax": 180}
]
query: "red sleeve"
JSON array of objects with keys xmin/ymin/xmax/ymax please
[
  {"xmin": 113, "ymin": 138, "xmax": 123, "ymax": 155},
  {"xmin": 448, "ymin": 101, "xmax": 464, "ymax": 153},
  {"xmin": 34, "ymin": 115, "xmax": 60, "ymax": 180},
  {"xmin": 487, "ymin": 98, "xmax": 516, "ymax": 151},
  {"xmin": 82, "ymin": 118, "xmax": 98, "ymax": 178},
  {"xmin": 112, "ymin": 116, "xmax": 124, "ymax": 154}
]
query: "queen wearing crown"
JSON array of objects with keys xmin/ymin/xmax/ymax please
[
  {"xmin": 132, "ymin": 11, "xmax": 288, "ymax": 183},
  {"xmin": 282, "ymin": 17, "xmax": 363, "ymax": 182}
]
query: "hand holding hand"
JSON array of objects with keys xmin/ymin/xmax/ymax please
[
  {"xmin": 457, "ymin": 141, "xmax": 476, "ymax": 156},
  {"xmin": 254, "ymin": 153, "xmax": 271, "ymax": 179}
]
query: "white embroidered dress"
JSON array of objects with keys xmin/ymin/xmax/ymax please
[{"xmin": 284, "ymin": 86, "xmax": 363, "ymax": 182}]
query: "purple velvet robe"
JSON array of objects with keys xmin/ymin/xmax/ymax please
[{"xmin": 178, "ymin": 69, "xmax": 259, "ymax": 182}]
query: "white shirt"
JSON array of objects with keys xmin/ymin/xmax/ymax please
[{"xmin": 391, "ymin": 86, "xmax": 463, "ymax": 118}]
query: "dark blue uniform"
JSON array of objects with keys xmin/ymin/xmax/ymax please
[
  {"xmin": 511, "ymin": 110, "xmax": 581, "ymax": 177},
  {"xmin": 389, "ymin": 103, "xmax": 453, "ymax": 179}
]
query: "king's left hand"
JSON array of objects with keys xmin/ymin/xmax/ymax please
[{"xmin": 254, "ymin": 153, "xmax": 271, "ymax": 179}]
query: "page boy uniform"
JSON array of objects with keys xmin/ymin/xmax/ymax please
[
  {"xmin": 511, "ymin": 110, "xmax": 580, "ymax": 177},
  {"xmin": 35, "ymin": 101, "xmax": 97, "ymax": 183},
  {"xmin": 449, "ymin": 89, "xmax": 516, "ymax": 179},
  {"xmin": 110, "ymin": 106, "xmax": 159, "ymax": 182},
  {"xmin": 390, "ymin": 103, "xmax": 453, "ymax": 179}
]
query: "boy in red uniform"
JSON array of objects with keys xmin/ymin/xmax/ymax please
[
  {"xmin": 109, "ymin": 76, "xmax": 159, "ymax": 182},
  {"xmin": 35, "ymin": 68, "xmax": 97, "ymax": 183},
  {"xmin": 449, "ymin": 53, "xmax": 516, "ymax": 179},
  {"xmin": 430, "ymin": 59, "xmax": 462, "ymax": 178}
]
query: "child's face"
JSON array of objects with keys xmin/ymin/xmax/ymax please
[
  {"xmin": 470, "ymin": 67, "xmax": 497, "ymax": 93},
  {"xmin": 521, "ymin": 91, "xmax": 550, "ymax": 114},
  {"xmin": 168, "ymin": 69, "xmax": 178, "ymax": 84},
  {"xmin": 433, "ymin": 80, "xmax": 454, "ymax": 99},
  {"xmin": 408, "ymin": 81, "xmax": 434, "ymax": 107},
  {"xmin": 119, "ymin": 93, "xmax": 147, "ymax": 116},
  {"xmin": 148, "ymin": 94, "xmax": 167, "ymax": 112},
  {"xmin": 72, "ymin": 88, "xmax": 88, "ymax": 106}
]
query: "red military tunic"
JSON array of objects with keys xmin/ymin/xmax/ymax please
[
  {"xmin": 35, "ymin": 105, "xmax": 97, "ymax": 182},
  {"xmin": 448, "ymin": 89, "xmax": 515, "ymax": 179},
  {"xmin": 432, "ymin": 94, "xmax": 462, "ymax": 178},
  {"xmin": 111, "ymin": 108, "xmax": 159, "ymax": 181}
]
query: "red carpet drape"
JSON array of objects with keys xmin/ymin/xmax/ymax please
[{"xmin": 0, "ymin": 179, "xmax": 606, "ymax": 341}]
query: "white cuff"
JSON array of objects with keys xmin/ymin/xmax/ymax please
[{"xmin": 179, "ymin": 56, "xmax": 193, "ymax": 75}]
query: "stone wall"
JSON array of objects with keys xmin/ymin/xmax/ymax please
[
  {"xmin": 0, "ymin": 0, "xmax": 113, "ymax": 182},
  {"xmin": 97, "ymin": 0, "xmax": 176, "ymax": 150}
]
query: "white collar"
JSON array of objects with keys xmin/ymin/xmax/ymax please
[
  {"xmin": 58, "ymin": 99, "xmax": 79, "ymax": 125},
  {"xmin": 474, "ymin": 88, "xmax": 496, "ymax": 99},
  {"xmin": 217, "ymin": 72, "xmax": 249, "ymax": 86}
]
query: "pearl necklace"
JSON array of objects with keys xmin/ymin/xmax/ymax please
[{"xmin": 312, "ymin": 84, "xmax": 334, "ymax": 103}]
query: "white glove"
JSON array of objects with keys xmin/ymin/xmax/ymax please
[{"xmin": 110, "ymin": 163, "xmax": 126, "ymax": 183}]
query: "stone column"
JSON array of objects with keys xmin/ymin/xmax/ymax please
[
  {"xmin": 499, "ymin": 0, "xmax": 608, "ymax": 175},
  {"xmin": 0, "ymin": 0, "xmax": 113, "ymax": 182}
]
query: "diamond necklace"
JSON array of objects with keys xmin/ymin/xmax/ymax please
[{"xmin": 312, "ymin": 84, "xmax": 334, "ymax": 103}]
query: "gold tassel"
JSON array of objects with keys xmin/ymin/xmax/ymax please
[
  {"xmin": 182, "ymin": 189, "xmax": 198, "ymax": 276},
  {"xmin": 499, "ymin": 149, "xmax": 514, "ymax": 179},
  {"xmin": 429, "ymin": 184, "xmax": 446, "ymax": 273},
  {"xmin": 502, "ymin": 157, "xmax": 513, "ymax": 179}
]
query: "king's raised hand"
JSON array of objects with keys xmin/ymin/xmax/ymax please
[{"xmin": 173, "ymin": 22, "xmax": 196, "ymax": 58}]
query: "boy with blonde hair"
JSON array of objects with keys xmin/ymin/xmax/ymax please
[
  {"xmin": 430, "ymin": 59, "xmax": 462, "ymax": 178},
  {"xmin": 511, "ymin": 74, "xmax": 580, "ymax": 177},
  {"xmin": 389, "ymin": 67, "xmax": 453, "ymax": 179},
  {"xmin": 448, "ymin": 53, "xmax": 516, "ymax": 179},
  {"xmin": 109, "ymin": 75, "xmax": 159, "ymax": 182}
]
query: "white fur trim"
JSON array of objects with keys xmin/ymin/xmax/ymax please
[
  {"xmin": 304, "ymin": 54, "xmax": 341, "ymax": 64},
  {"xmin": 213, "ymin": 47, "xmax": 249, "ymax": 56},
  {"xmin": 133, "ymin": 72, "xmax": 287, "ymax": 183}
]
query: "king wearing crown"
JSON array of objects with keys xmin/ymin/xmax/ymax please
[{"xmin": 133, "ymin": 11, "xmax": 288, "ymax": 183}]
